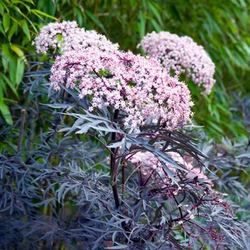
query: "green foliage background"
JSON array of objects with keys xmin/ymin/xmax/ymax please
[{"xmin": 1, "ymin": 0, "xmax": 250, "ymax": 139}]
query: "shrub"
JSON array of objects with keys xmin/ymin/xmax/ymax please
[{"xmin": 0, "ymin": 19, "xmax": 249, "ymax": 250}]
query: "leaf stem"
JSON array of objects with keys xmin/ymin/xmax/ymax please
[{"xmin": 110, "ymin": 109, "xmax": 120, "ymax": 208}]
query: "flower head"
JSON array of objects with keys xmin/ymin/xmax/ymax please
[
  {"xmin": 139, "ymin": 31, "xmax": 215, "ymax": 94},
  {"xmin": 130, "ymin": 151, "xmax": 212, "ymax": 189},
  {"xmin": 35, "ymin": 21, "xmax": 119, "ymax": 55},
  {"xmin": 34, "ymin": 21, "xmax": 79, "ymax": 54},
  {"xmin": 130, "ymin": 151, "xmax": 173, "ymax": 189},
  {"xmin": 62, "ymin": 28, "xmax": 119, "ymax": 53},
  {"xmin": 50, "ymin": 48, "xmax": 193, "ymax": 130}
]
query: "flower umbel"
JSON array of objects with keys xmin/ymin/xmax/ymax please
[
  {"xmin": 139, "ymin": 31, "xmax": 216, "ymax": 94},
  {"xmin": 130, "ymin": 151, "xmax": 212, "ymax": 190},
  {"xmin": 35, "ymin": 21, "xmax": 119, "ymax": 55},
  {"xmin": 50, "ymin": 48, "xmax": 193, "ymax": 130}
]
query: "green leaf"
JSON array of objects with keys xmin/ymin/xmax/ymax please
[
  {"xmin": 74, "ymin": 6, "xmax": 84, "ymax": 26},
  {"xmin": 10, "ymin": 44, "xmax": 24, "ymax": 58},
  {"xmin": 86, "ymin": 10, "xmax": 106, "ymax": 33},
  {"xmin": 0, "ymin": 2, "xmax": 4, "ymax": 15},
  {"xmin": 9, "ymin": 58, "xmax": 17, "ymax": 84},
  {"xmin": 37, "ymin": 0, "xmax": 56, "ymax": 16},
  {"xmin": 8, "ymin": 22, "xmax": 18, "ymax": 41},
  {"xmin": 151, "ymin": 19, "xmax": 161, "ymax": 32},
  {"xmin": 0, "ymin": 73, "xmax": 18, "ymax": 97},
  {"xmin": 1, "ymin": 56, "xmax": 8, "ymax": 73},
  {"xmin": 19, "ymin": 20, "xmax": 30, "ymax": 40},
  {"xmin": 15, "ymin": 58, "xmax": 25, "ymax": 85},
  {"xmin": 148, "ymin": 1, "xmax": 163, "ymax": 26},
  {"xmin": 207, "ymin": 120, "xmax": 224, "ymax": 134},
  {"xmin": 1, "ymin": 43, "xmax": 12, "ymax": 58},
  {"xmin": 22, "ymin": 0, "xmax": 35, "ymax": 4},
  {"xmin": 0, "ymin": 100, "xmax": 13, "ymax": 125},
  {"xmin": 3, "ymin": 13, "xmax": 10, "ymax": 32},
  {"xmin": 30, "ymin": 9, "xmax": 57, "ymax": 20},
  {"xmin": 2, "ymin": 44, "xmax": 18, "ymax": 84},
  {"xmin": 1, "ymin": 44, "xmax": 15, "ymax": 74},
  {"xmin": 138, "ymin": 10, "xmax": 145, "ymax": 38}
]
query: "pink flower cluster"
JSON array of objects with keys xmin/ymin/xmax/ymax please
[
  {"xmin": 35, "ymin": 22, "xmax": 193, "ymax": 130},
  {"xmin": 139, "ymin": 31, "xmax": 216, "ymax": 94},
  {"xmin": 34, "ymin": 21, "xmax": 78, "ymax": 54},
  {"xmin": 62, "ymin": 28, "xmax": 119, "ymax": 54},
  {"xmin": 50, "ymin": 48, "xmax": 193, "ymax": 130},
  {"xmin": 130, "ymin": 151, "xmax": 172, "ymax": 188},
  {"xmin": 130, "ymin": 151, "xmax": 212, "ymax": 189},
  {"xmin": 34, "ymin": 21, "xmax": 119, "ymax": 54}
]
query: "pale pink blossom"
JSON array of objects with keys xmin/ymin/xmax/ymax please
[
  {"xmin": 50, "ymin": 48, "xmax": 193, "ymax": 130},
  {"xmin": 34, "ymin": 21, "xmax": 119, "ymax": 54},
  {"xmin": 34, "ymin": 21, "xmax": 79, "ymax": 54},
  {"xmin": 130, "ymin": 151, "xmax": 212, "ymax": 189},
  {"xmin": 139, "ymin": 31, "xmax": 215, "ymax": 94},
  {"xmin": 130, "ymin": 151, "xmax": 173, "ymax": 189},
  {"xmin": 62, "ymin": 28, "xmax": 119, "ymax": 53}
]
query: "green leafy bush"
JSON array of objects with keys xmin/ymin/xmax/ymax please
[{"xmin": 0, "ymin": 0, "xmax": 55, "ymax": 124}]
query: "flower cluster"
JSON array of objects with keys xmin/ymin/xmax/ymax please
[
  {"xmin": 62, "ymin": 28, "xmax": 119, "ymax": 54},
  {"xmin": 34, "ymin": 21, "xmax": 78, "ymax": 54},
  {"xmin": 34, "ymin": 21, "xmax": 119, "ymax": 54},
  {"xmin": 130, "ymin": 151, "xmax": 212, "ymax": 190},
  {"xmin": 139, "ymin": 31, "xmax": 215, "ymax": 94},
  {"xmin": 130, "ymin": 151, "xmax": 173, "ymax": 189},
  {"xmin": 35, "ymin": 22, "xmax": 193, "ymax": 130},
  {"xmin": 50, "ymin": 48, "xmax": 193, "ymax": 130}
]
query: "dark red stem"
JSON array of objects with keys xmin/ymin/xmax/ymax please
[{"xmin": 110, "ymin": 110, "xmax": 120, "ymax": 208}]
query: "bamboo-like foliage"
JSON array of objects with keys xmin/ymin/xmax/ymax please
[{"xmin": 0, "ymin": 0, "xmax": 55, "ymax": 124}]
